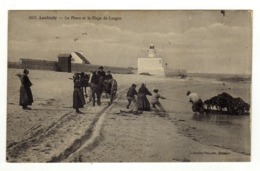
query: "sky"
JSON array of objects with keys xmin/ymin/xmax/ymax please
[{"xmin": 8, "ymin": 10, "xmax": 252, "ymax": 74}]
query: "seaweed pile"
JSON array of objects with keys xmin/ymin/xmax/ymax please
[{"xmin": 204, "ymin": 92, "xmax": 250, "ymax": 115}]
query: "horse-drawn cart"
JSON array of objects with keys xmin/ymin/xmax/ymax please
[{"xmin": 102, "ymin": 78, "xmax": 118, "ymax": 104}]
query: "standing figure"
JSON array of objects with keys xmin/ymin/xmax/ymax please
[
  {"xmin": 97, "ymin": 66, "xmax": 106, "ymax": 88},
  {"xmin": 151, "ymin": 89, "xmax": 166, "ymax": 112},
  {"xmin": 19, "ymin": 69, "xmax": 33, "ymax": 110},
  {"xmin": 186, "ymin": 91, "xmax": 204, "ymax": 114},
  {"xmin": 137, "ymin": 83, "xmax": 152, "ymax": 111},
  {"xmin": 90, "ymin": 71, "xmax": 102, "ymax": 106},
  {"xmin": 106, "ymin": 71, "xmax": 113, "ymax": 80},
  {"xmin": 73, "ymin": 74, "xmax": 85, "ymax": 113},
  {"xmin": 97, "ymin": 66, "xmax": 106, "ymax": 78},
  {"xmin": 126, "ymin": 84, "xmax": 138, "ymax": 111}
]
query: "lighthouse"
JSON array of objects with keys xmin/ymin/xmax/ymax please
[
  {"xmin": 148, "ymin": 44, "xmax": 156, "ymax": 58},
  {"xmin": 138, "ymin": 45, "xmax": 165, "ymax": 76}
]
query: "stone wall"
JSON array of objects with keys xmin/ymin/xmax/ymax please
[
  {"xmin": 71, "ymin": 63, "xmax": 133, "ymax": 74},
  {"xmin": 8, "ymin": 62, "xmax": 23, "ymax": 69},
  {"xmin": 8, "ymin": 59, "xmax": 133, "ymax": 74},
  {"xmin": 19, "ymin": 58, "xmax": 58, "ymax": 71}
]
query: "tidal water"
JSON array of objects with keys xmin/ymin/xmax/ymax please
[
  {"xmin": 171, "ymin": 112, "xmax": 250, "ymax": 155},
  {"xmin": 147, "ymin": 77, "xmax": 251, "ymax": 155}
]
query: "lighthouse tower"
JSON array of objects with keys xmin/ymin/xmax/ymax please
[
  {"xmin": 148, "ymin": 44, "xmax": 156, "ymax": 57},
  {"xmin": 138, "ymin": 45, "xmax": 165, "ymax": 76}
]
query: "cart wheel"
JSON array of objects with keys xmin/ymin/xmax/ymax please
[{"xmin": 110, "ymin": 79, "xmax": 117, "ymax": 104}]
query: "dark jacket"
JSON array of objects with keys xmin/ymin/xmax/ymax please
[
  {"xmin": 90, "ymin": 73, "xmax": 99, "ymax": 85},
  {"xmin": 127, "ymin": 87, "xmax": 137, "ymax": 97},
  {"xmin": 97, "ymin": 70, "xmax": 106, "ymax": 77}
]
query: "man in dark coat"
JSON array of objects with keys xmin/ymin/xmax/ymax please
[
  {"xmin": 97, "ymin": 66, "xmax": 106, "ymax": 78},
  {"xmin": 19, "ymin": 69, "xmax": 33, "ymax": 110},
  {"xmin": 126, "ymin": 84, "xmax": 138, "ymax": 111},
  {"xmin": 90, "ymin": 71, "xmax": 102, "ymax": 106}
]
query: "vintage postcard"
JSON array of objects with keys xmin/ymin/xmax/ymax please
[{"xmin": 6, "ymin": 10, "xmax": 252, "ymax": 163}]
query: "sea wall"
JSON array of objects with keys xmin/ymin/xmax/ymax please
[{"xmin": 8, "ymin": 59, "xmax": 133, "ymax": 74}]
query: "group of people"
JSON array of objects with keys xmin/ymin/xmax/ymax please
[
  {"xmin": 126, "ymin": 83, "xmax": 205, "ymax": 115},
  {"xmin": 73, "ymin": 66, "xmax": 114, "ymax": 113},
  {"xmin": 18, "ymin": 68, "xmax": 204, "ymax": 115},
  {"xmin": 126, "ymin": 83, "xmax": 166, "ymax": 113}
]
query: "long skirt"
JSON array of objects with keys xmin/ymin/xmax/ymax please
[
  {"xmin": 137, "ymin": 93, "xmax": 151, "ymax": 111},
  {"xmin": 73, "ymin": 88, "xmax": 85, "ymax": 109},
  {"xmin": 19, "ymin": 85, "xmax": 33, "ymax": 106}
]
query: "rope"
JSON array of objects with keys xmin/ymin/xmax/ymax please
[{"xmin": 164, "ymin": 98, "xmax": 188, "ymax": 104}]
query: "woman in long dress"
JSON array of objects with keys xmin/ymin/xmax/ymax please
[
  {"xmin": 73, "ymin": 74, "xmax": 85, "ymax": 113},
  {"xmin": 19, "ymin": 69, "xmax": 33, "ymax": 110},
  {"xmin": 137, "ymin": 83, "xmax": 152, "ymax": 111}
]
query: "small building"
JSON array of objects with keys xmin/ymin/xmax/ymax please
[
  {"xmin": 138, "ymin": 45, "xmax": 165, "ymax": 76},
  {"xmin": 58, "ymin": 54, "xmax": 72, "ymax": 72},
  {"xmin": 71, "ymin": 51, "xmax": 90, "ymax": 64}
]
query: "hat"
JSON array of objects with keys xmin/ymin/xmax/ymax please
[
  {"xmin": 99, "ymin": 66, "xmax": 104, "ymax": 69},
  {"xmin": 154, "ymin": 89, "xmax": 159, "ymax": 93},
  {"xmin": 132, "ymin": 84, "xmax": 137, "ymax": 87},
  {"xmin": 186, "ymin": 91, "xmax": 191, "ymax": 95}
]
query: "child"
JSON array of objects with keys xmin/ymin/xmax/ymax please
[{"xmin": 151, "ymin": 89, "xmax": 166, "ymax": 112}]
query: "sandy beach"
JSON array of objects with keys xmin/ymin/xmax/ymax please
[{"xmin": 6, "ymin": 68, "xmax": 251, "ymax": 162}]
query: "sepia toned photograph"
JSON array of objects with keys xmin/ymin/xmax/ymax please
[{"xmin": 6, "ymin": 10, "xmax": 252, "ymax": 162}]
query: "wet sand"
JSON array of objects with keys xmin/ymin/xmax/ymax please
[{"xmin": 6, "ymin": 68, "xmax": 251, "ymax": 162}]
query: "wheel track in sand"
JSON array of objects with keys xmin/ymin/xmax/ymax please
[
  {"xmin": 7, "ymin": 111, "xmax": 71, "ymax": 160},
  {"xmin": 7, "ymin": 85, "xmax": 130, "ymax": 162},
  {"xmin": 7, "ymin": 81, "xmax": 164, "ymax": 162},
  {"xmin": 49, "ymin": 88, "xmax": 131, "ymax": 162}
]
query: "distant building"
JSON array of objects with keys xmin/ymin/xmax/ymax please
[
  {"xmin": 138, "ymin": 45, "xmax": 165, "ymax": 76},
  {"xmin": 71, "ymin": 51, "xmax": 91, "ymax": 64},
  {"xmin": 58, "ymin": 54, "xmax": 72, "ymax": 72}
]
